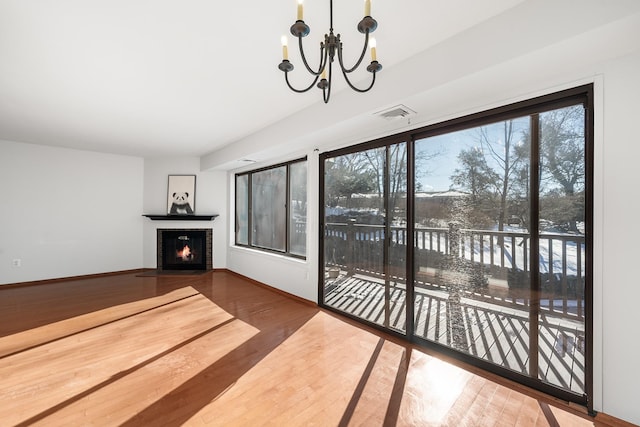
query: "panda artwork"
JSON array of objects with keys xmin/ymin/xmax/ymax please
[
  {"xmin": 166, "ymin": 175, "xmax": 197, "ymax": 215},
  {"xmin": 169, "ymin": 192, "xmax": 194, "ymax": 215}
]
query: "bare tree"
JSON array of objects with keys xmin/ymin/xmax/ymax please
[
  {"xmin": 477, "ymin": 120, "xmax": 528, "ymax": 232},
  {"xmin": 324, "ymin": 153, "xmax": 377, "ymax": 208},
  {"xmin": 450, "ymin": 147, "xmax": 500, "ymax": 227},
  {"xmin": 364, "ymin": 143, "xmax": 442, "ymax": 224},
  {"xmin": 539, "ymin": 105, "xmax": 585, "ymax": 232}
]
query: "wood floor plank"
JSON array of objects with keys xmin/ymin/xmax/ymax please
[{"xmin": 0, "ymin": 271, "xmax": 616, "ymax": 426}]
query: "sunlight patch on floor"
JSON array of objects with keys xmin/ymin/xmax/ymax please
[
  {"xmin": 399, "ymin": 351, "xmax": 471, "ymax": 425},
  {"xmin": 0, "ymin": 290, "xmax": 259, "ymax": 426}
]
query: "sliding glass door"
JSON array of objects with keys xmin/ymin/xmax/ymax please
[
  {"xmin": 413, "ymin": 116, "xmax": 533, "ymax": 362},
  {"xmin": 536, "ymin": 106, "xmax": 587, "ymax": 393},
  {"xmin": 321, "ymin": 144, "xmax": 407, "ymax": 334},
  {"xmin": 319, "ymin": 86, "xmax": 591, "ymax": 407},
  {"xmin": 413, "ymin": 104, "xmax": 587, "ymax": 396}
]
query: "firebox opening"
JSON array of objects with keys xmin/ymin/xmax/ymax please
[{"xmin": 158, "ymin": 229, "xmax": 212, "ymax": 271}]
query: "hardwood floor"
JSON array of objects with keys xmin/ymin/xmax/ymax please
[{"xmin": 0, "ymin": 271, "xmax": 627, "ymax": 426}]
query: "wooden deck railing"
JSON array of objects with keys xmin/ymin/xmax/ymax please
[{"xmin": 324, "ymin": 222, "xmax": 586, "ymax": 320}]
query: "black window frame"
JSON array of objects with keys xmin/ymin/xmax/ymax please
[{"xmin": 235, "ymin": 157, "xmax": 307, "ymax": 259}]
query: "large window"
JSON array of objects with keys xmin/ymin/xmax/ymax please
[
  {"xmin": 320, "ymin": 85, "xmax": 592, "ymax": 409},
  {"xmin": 235, "ymin": 158, "xmax": 307, "ymax": 257}
]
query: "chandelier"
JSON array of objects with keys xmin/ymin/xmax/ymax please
[{"xmin": 278, "ymin": 0, "xmax": 382, "ymax": 104}]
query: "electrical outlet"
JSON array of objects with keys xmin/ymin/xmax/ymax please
[{"xmin": 12, "ymin": 259, "xmax": 21, "ymax": 267}]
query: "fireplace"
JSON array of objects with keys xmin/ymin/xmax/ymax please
[{"xmin": 157, "ymin": 228, "xmax": 212, "ymax": 271}]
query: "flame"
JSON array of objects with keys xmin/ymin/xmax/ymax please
[{"xmin": 176, "ymin": 245, "xmax": 191, "ymax": 261}]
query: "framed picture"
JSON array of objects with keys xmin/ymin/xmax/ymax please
[{"xmin": 167, "ymin": 175, "xmax": 196, "ymax": 215}]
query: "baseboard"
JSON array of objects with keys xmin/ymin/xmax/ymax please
[
  {"xmin": 594, "ymin": 412, "xmax": 638, "ymax": 427},
  {"xmin": 1, "ymin": 268, "xmax": 314, "ymax": 311},
  {"xmin": 0, "ymin": 269, "xmax": 146, "ymax": 289},
  {"xmin": 4, "ymin": 267, "xmax": 317, "ymax": 309},
  {"xmin": 223, "ymin": 269, "xmax": 317, "ymax": 308}
]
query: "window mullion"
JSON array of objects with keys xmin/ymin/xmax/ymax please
[
  {"xmin": 247, "ymin": 173, "xmax": 253, "ymax": 247},
  {"xmin": 286, "ymin": 163, "xmax": 291, "ymax": 254},
  {"xmin": 529, "ymin": 113, "xmax": 541, "ymax": 379}
]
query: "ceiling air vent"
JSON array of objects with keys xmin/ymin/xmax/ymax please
[{"xmin": 375, "ymin": 104, "xmax": 416, "ymax": 120}]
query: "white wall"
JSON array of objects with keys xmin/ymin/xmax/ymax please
[
  {"xmin": 598, "ymin": 51, "xmax": 640, "ymax": 424},
  {"xmin": 0, "ymin": 144, "xmax": 228, "ymax": 284},
  {"xmin": 142, "ymin": 157, "xmax": 227, "ymax": 269},
  {"xmin": 0, "ymin": 140, "xmax": 144, "ymax": 285}
]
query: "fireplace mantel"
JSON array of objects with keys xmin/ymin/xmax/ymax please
[{"xmin": 143, "ymin": 214, "xmax": 218, "ymax": 221}]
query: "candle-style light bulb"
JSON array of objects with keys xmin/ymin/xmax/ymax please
[
  {"xmin": 364, "ymin": 0, "xmax": 371, "ymax": 17},
  {"xmin": 370, "ymin": 38, "xmax": 377, "ymax": 61},
  {"xmin": 297, "ymin": 0, "xmax": 304, "ymax": 21},
  {"xmin": 281, "ymin": 36, "xmax": 289, "ymax": 60}
]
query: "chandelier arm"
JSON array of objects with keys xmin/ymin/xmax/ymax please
[
  {"xmin": 322, "ymin": 64, "xmax": 333, "ymax": 103},
  {"xmin": 339, "ymin": 66, "xmax": 377, "ymax": 93},
  {"xmin": 284, "ymin": 71, "xmax": 320, "ymax": 93},
  {"xmin": 337, "ymin": 31, "xmax": 370, "ymax": 74},
  {"xmin": 322, "ymin": 86, "xmax": 330, "ymax": 103},
  {"xmin": 298, "ymin": 35, "xmax": 327, "ymax": 76}
]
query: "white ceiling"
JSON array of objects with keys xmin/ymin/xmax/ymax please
[{"xmin": 1, "ymin": 0, "xmax": 639, "ymax": 164}]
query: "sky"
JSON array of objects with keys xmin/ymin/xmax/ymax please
[{"xmin": 415, "ymin": 118, "xmax": 530, "ymax": 192}]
